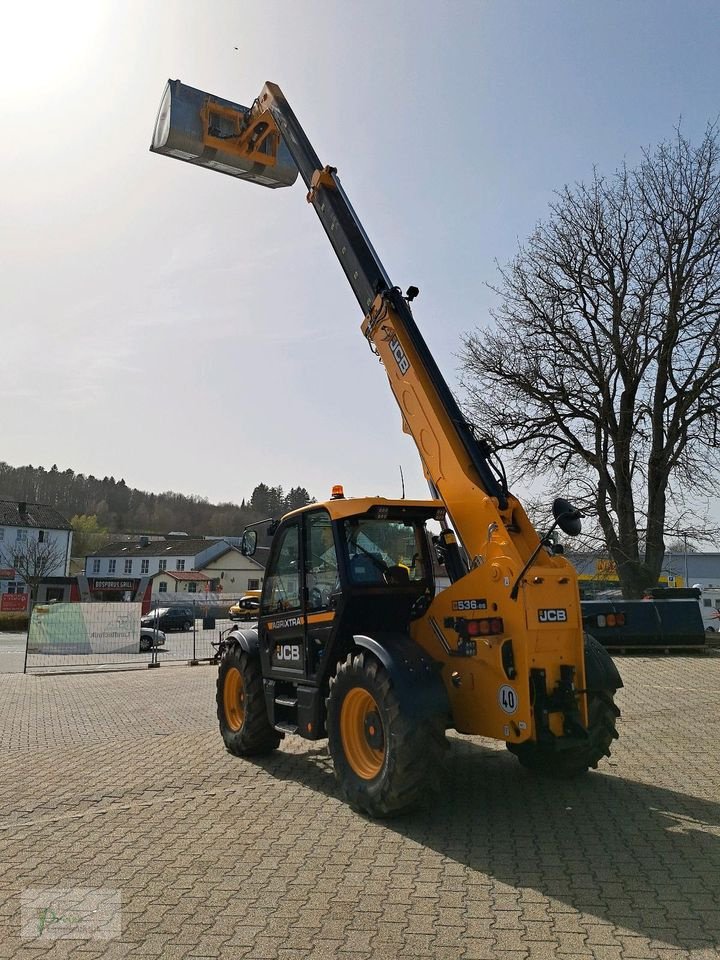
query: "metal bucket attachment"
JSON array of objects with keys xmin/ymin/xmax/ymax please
[{"xmin": 150, "ymin": 79, "xmax": 298, "ymax": 189}]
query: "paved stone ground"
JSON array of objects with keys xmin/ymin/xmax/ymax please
[{"xmin": 0, "ymin": 654, "xmax": 719, "ymax": 959}]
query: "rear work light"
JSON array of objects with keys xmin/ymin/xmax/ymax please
[
  {"xmin": 465, "ymin": 617, "xmax": 504, "ymax": 637},
  {"xmin": 596, "ymin": 612, "xmax": 625, "ymax": 628}
]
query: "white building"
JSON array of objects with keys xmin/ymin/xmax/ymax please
[
  {"xmin": 0, "ymin": 499, "xmax": 73, "ymax": 596},
  {"xmin": 85, "ymin": 537, "xmax": 230, "ymax": 580},
  {"xmin": 85, "ymin": 538, "xmax": 265, "ymax": 600}
]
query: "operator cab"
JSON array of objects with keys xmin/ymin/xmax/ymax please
[{"xmin": 241, "ymin": 492, "xmax": 443, "ymax": 692}]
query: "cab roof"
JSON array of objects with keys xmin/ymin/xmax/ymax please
[{"xmin": 283, "ymin": 496, "xmax": 444, "ymax": 523}]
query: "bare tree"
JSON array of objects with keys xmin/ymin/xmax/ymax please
[
  {"xmin": 0, "ymin": 537, "xmax": 67, "ymax": 601},
  {"xmin": 460, "ymin": 124, "xmax": 720, "ymax": 598}
]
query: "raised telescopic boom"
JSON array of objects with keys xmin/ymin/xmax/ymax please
[
  {"xmin": 241, "ymin": 83, "xmax": 512, "ymax": 531},
  {"xmin": 152, "ymin": 80, "xmax": 623, "ymax": 754}
]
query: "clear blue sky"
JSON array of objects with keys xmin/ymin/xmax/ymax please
[{"xmin": 2, "ymin": 0, "xmax": 719, "ymax": 515}]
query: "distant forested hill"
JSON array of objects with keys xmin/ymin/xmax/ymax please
[{"xmin": 0, "ymin": 462, "xmax": 313, "ymax": 538}]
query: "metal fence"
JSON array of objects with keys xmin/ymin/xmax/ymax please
[
  {"xmin": 23, "ymin": 599, "xmax": 252, "ymax": 674},
  {"xmin": 25, "ymin": 601, "xmax": 146, "ymax": 674},
  {"xmin": 143, "ymin": 597, "xmax": 245, "ymax": 665}
]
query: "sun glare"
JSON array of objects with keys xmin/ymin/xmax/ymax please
[{"xmin": 0, "ymin": 1, "xmax": 108, "ymax": 104}]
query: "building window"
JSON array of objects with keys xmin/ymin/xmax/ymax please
[
  {"xmin": 248, "ymin": 579, "xmax": 260, "ymax": 591},
  {"xmin": 188, "ymin": 582, "xmax": 197, "ymax": 593},
  {"xmin": 124, "ymin": 558, "xmax": 132, "ymax": 575},
  {"xmin": 38, "ymin": 530, "xmax": 45, "ymax": 543},
  {"xmin": 704, "ymin": 598, "xmax": 712, "ymax": 607},
  {"xmin": 7, "ymin": 582, "xmax": 25, "ymax": 594},
  {"xmin": 176, "ymin": 559, "xmax": 185, "ymax": 571},
  {"xmin": 108, "ymin": 559, "xmax": 116, "ymax": 574},
  {"xmin": 92, "ymin": 559, "xmax": 101, "ymax": 574},
  {"xmin": 159, "ymin": 559, "xmax": 167, "ymax": 572},
  {"xmin": 16, "ymin": 529, "xmax": 27, "ymax": 542},
  {"xmin": 158, "ymin": 582, "xmax": 167, "ymax": 593},
  {"xmin": 141, "ymin": 559, "xmax": 149, "ymax": 575}
]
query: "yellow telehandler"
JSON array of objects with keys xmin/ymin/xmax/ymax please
[{"xmin": 151, "ymin": 80, "xmax": 622, "ymax": 817}]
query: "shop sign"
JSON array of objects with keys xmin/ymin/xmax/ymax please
[
  {"xmin": 0, "ymin": 568, "xmax": 16, "ymax": 579},
  {"xmin": 91, "ymin": 579, "xmax": 136, "ymax": 591},
  {"xmin": 1, "ymin": 593, "xmax": 29, "ymax": 612}
]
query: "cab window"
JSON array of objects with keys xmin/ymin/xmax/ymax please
[
  {"xmin": 342, "ymin": 517, "xmax": 429, "ymax": 585},
  {"xmin": 306, "ymin": 510, "xmax": 339, "ymax": 610},
  {"xmin": 262, "ymin": 523, "xmax": 301, "ymax": 613}
]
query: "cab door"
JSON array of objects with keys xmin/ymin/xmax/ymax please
[
  {"xmin": 303, "ymin": 509, "xmax": 340, "ymax": 678},
  {"xmin": 259, "ymin": 520, "xmax": 306, "ymax": 680}
]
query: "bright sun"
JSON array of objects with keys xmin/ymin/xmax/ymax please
[{"xmin": 0, "ymin": 1, "xmax": 108, "ymax": 103}]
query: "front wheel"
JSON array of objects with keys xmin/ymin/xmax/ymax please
[
  {"xmin": 216, "ymin": 645, "xmax": 281, "ymax": 756},
  {"xmin": 327, "ymin": 651, "xmax": 446, "ymax": 817}
]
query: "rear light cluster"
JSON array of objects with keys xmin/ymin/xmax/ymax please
[
  {"xmin": 464, "ymin": 617, "xmax": 504, "ymax": 637},
  {"xmin": 596, "ymin": 612, "xmax": 625, "ymax": 627}
]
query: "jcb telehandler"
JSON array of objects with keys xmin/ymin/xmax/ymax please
[{"xmin": 151, "ymin": 79, "xmax": 622, "ymax": 817}]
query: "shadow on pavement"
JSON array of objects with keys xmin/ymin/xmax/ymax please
[{"xmin": 251, "ymin": 737, "xmax": 720, "ymax": 950}]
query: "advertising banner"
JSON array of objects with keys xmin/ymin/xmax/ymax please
[
  {"xmin": 27, "ymin": 603, "xmax": 141, "ymax": 656},
  {"xmin": 1, "ymin": 593, "xmax": 28, "ymax": 612}
]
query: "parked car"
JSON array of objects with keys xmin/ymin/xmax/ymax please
[
  {"xmin": 139, "ymin": 627, "xmax": 166, "ymax": 652},
  {"xmin": 228, "ymin": 591, "xmax": 261, "ymax": 621},
  {"xmin": 140, "ymin": 607, "xmax": 195, "ymax": 632}
]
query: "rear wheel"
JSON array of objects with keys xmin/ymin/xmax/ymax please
[
  {"xmin": 508, "ymin": 635, "xmax": 621, "ymax": 778},
  {"xmin": 216, "ymin": 645, "xmax": 281, "ymax": 756},
  {"xmin": 508, "ymin": 689, "xmax": 620, "ymax": 778},
  {"xmin": 327, "ymin": 651, "xmax": 446, "ymax": 817}
]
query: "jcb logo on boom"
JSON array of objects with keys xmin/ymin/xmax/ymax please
[
  {"xmin": 538, "ymin": 608, "xmax": 568, "ymax": 623},
  {"xmin": 389, "ymin": 336, "xmax": 411, "ymax": 375},
  {"xmin": 275, "ymin": 644, "xmax": 301, "ymax": 662}
]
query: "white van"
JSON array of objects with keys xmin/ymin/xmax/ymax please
[{"xmin": 694, "ymin": 585, "xmax": 720, "ymax": 631}]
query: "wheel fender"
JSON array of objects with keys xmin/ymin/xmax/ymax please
[
  {"xmin": 584, "ymin": 633, "xmax": 623, "ymax": 690},
  {"xmin": 352, "ymin": 632, "xmax": 450, "ymax": 720},
  {"xmin": 227, "ymin": 626, "xmax": 259, "ymax": 656}
]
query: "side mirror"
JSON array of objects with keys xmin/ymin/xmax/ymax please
[
  {"xmin": 552, "ymin": 498, "xmax": 582, "ymax": 537},
  {"xmin": 240, "ymin": 530, "xmax": 258, "ymax": 556}
]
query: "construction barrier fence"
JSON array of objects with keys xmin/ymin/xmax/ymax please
[{"xmin": 23, "ymin": 598, "xmax": 248, "ymax": 674}]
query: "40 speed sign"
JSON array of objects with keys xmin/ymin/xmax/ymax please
[{"xmin": 498, "ymin": 684, "xmax": 518, "ymax": 715}]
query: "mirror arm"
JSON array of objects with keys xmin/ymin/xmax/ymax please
[{"xmin": 509, "ymin": 511, "xmax": 575, "ymax": 601}]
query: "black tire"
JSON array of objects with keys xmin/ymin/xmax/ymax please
[
  {"xmin": 327, "ymin": 651, "xmax": 447, "ymax": 818},
  {"xmin": 216, "ymin": 644, "xmax": 281, "ymax": 756},
  {"xmin": 139, "ymin": 636, "xmax": 152, "ymax": 653},
  {"xmin": 182, "ymin": 620, "xmax": 192, "ymax": 632},
  {"xmin": 508, "ymin": 636, "xmax": 621, "ymax": 778}
]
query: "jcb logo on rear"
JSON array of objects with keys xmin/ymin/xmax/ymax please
[{"xmin": 538, "ymin": 608, "xmax": 567, "ymax": 623}]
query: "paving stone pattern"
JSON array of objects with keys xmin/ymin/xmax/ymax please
[{"xmin": 0, "ymin": 654, "xmax": 719, "ymax": 959}]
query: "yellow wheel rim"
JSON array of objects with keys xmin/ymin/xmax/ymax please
[
  {"xmin": 223, "ymin": 667, "xmax": 245, "ymax": 732},
  {"xmin": 340, "ymin": 688, "xmax": 385, "ymax": 780}
]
